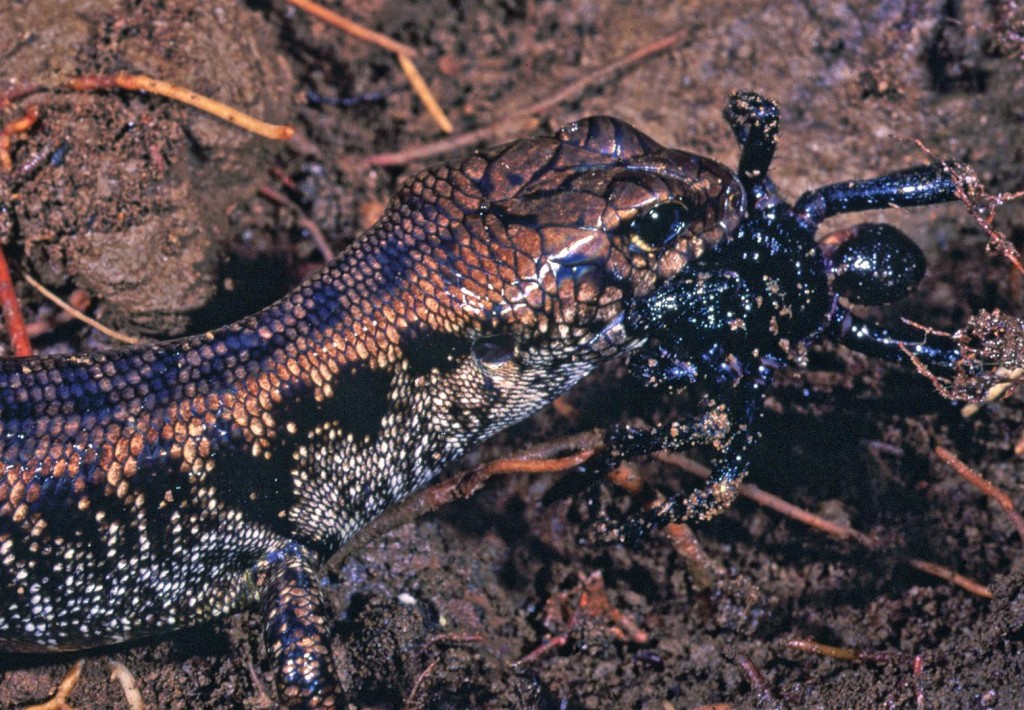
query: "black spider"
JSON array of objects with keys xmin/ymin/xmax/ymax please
[{"xmin": 597, "ymin": 91, "xmax": 970, "ymax": 545}]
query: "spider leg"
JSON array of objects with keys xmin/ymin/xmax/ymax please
[
  {"xmin": 597, "ymin": 377, "xmax": 767, "ymax": 546},
  {"xmin": 723, "ymin": 91, "xmax": 780, "ymax": 196},
  {"xmin": 829, "ymin": 305, "xmax": 963, "ymax": 372},
  {"xmin": 794, "ymin": 163, "xmax": 961, "ymax": 227}
]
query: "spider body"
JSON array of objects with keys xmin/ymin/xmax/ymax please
[{"xmin": 602, "ymin": 92, "xmax": 965, "ymax": 543}]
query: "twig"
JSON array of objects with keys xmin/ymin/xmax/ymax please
[
  {"xmin": 24, "ymin": 289, "xmax": 91, "ymax": 340},
  {"xmin": 0, "ymin": 82, "xmax": 43, "ymax": 110},
  {"xmin": 734, "ymin": 654, "xmax": 780, "ymax": 704},
  {"xmin": 397, "ymin": 54, "xmax": 453, "ymax": 134},
  {"xmin": 913, "ymin": 655, "xmax": 926, "ymax": 710},
  {"xmin": 20, "ymin": 271, "xmax": 140, "ymax": 345},
  {"xmin": 287, "ymin": 1, "xmax": 451, "ymax": 137},
  {"xmin": 935, "ymin": 445, "xmax": 1024, "ymax": 542},
  {"xmin": 284, "ymin": 0, "xmax": 418, "ymax": 58},
  {"xmin": 327, "ymin": 441, "xmax": 597, "ymax": 570},
  {"xmin": 243, "ymin": 657, "xmax": 276, "ymax": 709},
  {"xmin": 68, "ymin": 74, "xmax": 294, "ymax": 141},
  {"xmin": 517, "ymin": 570, "xmax": 648, "ymax": 665},
  {"xmin": 406, "ymin": 631, "xmax": 486, "ymax": 706},
  {"xmin": 0, "ymin": 248, "xmax": 32, "ymax": 356},
  {"xmin": 0, "ymin": 104, "xmax": 40, "ymax": 172},
  {"xmin": 908, "ymin": 558, "xmax": 993, "ymax": 599},
  {"xmin": 22, "ymin": 658, "xmax": 84, "ymax": 710},
  {"xmin": 515, "ymin": 634, "xmax": 567, "ymax": 665},
  {"xmin": 786, "ymin": 638, "xmax": 900, "ymax": 664},
  {"xmin": 404, "ymin": 657, "xmax": 440, "ymax": 709},
  {"xmin": 296, "ymin": 215, "xmax": 335, "ymax": 262},
  {"xmin": 366, "ymin": 26, "xmax": 694, "ymax": 166},
  {"xmin": 478, "ymin": 449, "xmax": 594, "ymax": 476},
  {"xmin": 654, "ymin": 451, "xmax": 879, "ymax": 547}
]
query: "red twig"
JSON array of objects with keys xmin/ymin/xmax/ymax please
[
  {"xmin": 908, "ymin": 558, "xmax": 993, "ymax": 599},
  {"xmin": 0, "ymin": 104, "xmax": 40, "ymax": 172},
  {"xmin": 608, "ymin": 462, "xmax": 725, "ymax": 589},
  {"xmin": 69, "ymin": 74, "xmax": 294, "ymax": 141},
  {"xmin": 786, "ymin": 637, "xmax": 901, "ymax": 664},
  {"xmin": 655, "ymin": 451, "xmax": 879, "ymax": 547},
  {"xmin": 734, "ymin": 654, "xmax": 780, "ymax": 704},
  {"xmin": 284, "ymin": 0, "xmax": 418, "ymax": 57},
  {"xmin": 913, "ymin": 655, "xmax": 926, "ymax": 710},
  {"xmin": 935, "ymin": 445, "xmax": 1024, "ymax": 542},
  {"xmin": 0, "ymin": 83, "xmax": 43, "ymax": 110},
  {"xmin": 258, "ymin": 184, "xmax": 336, "ymax": 262},
  {"xmin": 517, "ymin": 570, "xmax": 648, "ymax": 665},
  {"xmin": 0, "ymin": 249, "xmax": 32, "ymax": 356}
]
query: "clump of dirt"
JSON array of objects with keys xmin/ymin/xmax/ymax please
[
  {"xmin": 1, "ymin": 0, "xmax": 1023, "ymax": 708},
  {"xmin": 1, "ymin": 0, "xmax": 292, "ymax": 333}
]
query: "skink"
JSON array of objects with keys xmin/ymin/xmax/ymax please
[{"xmin": 0, "ymin": 116, "xmax": 743, "ymax": 706}]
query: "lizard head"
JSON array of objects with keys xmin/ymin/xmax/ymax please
[
  {"xmin": 453, "ymin": 116, "xmax": 746, "ymax": 363},
  {"xmin": 348, "ymin": 117, "xmax": 744, "ymax": 418}
]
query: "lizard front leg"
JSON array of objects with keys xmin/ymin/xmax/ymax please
[{"xmin": 259, "ymin": 543, "xmax": 343, "ymax": 708}]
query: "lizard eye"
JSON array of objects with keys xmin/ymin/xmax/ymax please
[{"xmin": 627, "ymin": 199, "xmax": 696, "ymax": 253}]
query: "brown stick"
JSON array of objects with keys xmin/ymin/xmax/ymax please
[
  {"xmin": 0, "ymin": 83, "xmax": 43, "ymax": 110},
  {"xmin": 0, "ymin": 249, "xmax": 32, "ymax": 356},
  {"xmin": 327, "ymin": 443, "xmax": 597, "ymax": 570},
  {"xmin": 786, "ymin": 638, "xmax": 900, "ymax": 664},
  {"xmin": 478, "ymin": 449, "xmax": 594, "ymax": 476},
  {"xmin": 607, "ymin": 463, "xmax": 724, "ymax": 588},
  {"xmin": 22, "ymin": 658, "xmax": 85, "ymax": 710},
  {"xmin": 935, "ymin": 445, "xmax": 1024, "ymax": 542},
  {"xmin": 69, "ymin": 74, "xmax": 294, "ymax": 141},
  {"xmin": 285, "ymin": 0, "xmax": 418, "ymax": 58},
  {"xmin": 397, "ymin": 54, "xmax": 454, "ymax": 134},
  {"xmin": 20, "ymin": 272, "xmax": 140, "ymax": 345},
  {"xmin": 258, "ymin": 184, "xmax": 337, "ymax": 262},
  {"xmin": 654, "ymin": 451, "xmax": 879, "ymax": 547},
  {"xmin": 908, "ymin": 558, "xmax": 993, "ymax": 599}
]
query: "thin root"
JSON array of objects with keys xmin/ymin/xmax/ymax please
[
  {"xmin": 284, "ymin": 0, "xmax": 418, "ymax": 57},
  {"xmin": 517, "ymin": 570, "xmax": 648, "ymax": 666},
  {"xmin": 654, "ymin": 451, "xmax": 878, "ymax": 547},
  {"xmin": 608, "ymin": 462, "xmax": 725, "ymax": 588},
  {"xmin": 68, "ymin": 74, "xmax": 294, "ymax": 141},
  {"xmin": 22, "ymin": 659, "xmax": 84, "ymax": 710},
  {"xmin": 0, "ymin": 246, "xmax": 32, "ymax": 356},
  {"xmin": 397, "ymin": 54, "xmax": 454, "ymax": 134},
  {"xmin": 786, "ymin": 638, "xmax": 901, "ymax": 664},
  {"xmin": 935, "ymin": 445, "xmax": 1024, "ymax": 542},
  {"xmin": 908, "ymin": 558, "xmax": 993, "ymax": 599},
  {"xmin": 20, "ymin": 271, "xmax": 140, "ymax": 345}
]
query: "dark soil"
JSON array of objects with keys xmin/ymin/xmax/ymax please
[{"xmin": 1, "ymin": 0, "xmax": 1023, "ymax": 707}]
